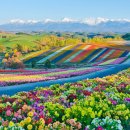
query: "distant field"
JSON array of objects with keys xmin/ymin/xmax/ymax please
[{"xmin": 0, "ymin": 33, "xmax": 41, "ymax": 49}]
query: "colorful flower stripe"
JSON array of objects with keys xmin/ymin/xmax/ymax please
[
  {"xmin": 0, "ymin": 67, "xmax": 88, "ymax": 77},
  {"xmin": 0, "ymin": 67, "xmax": 104, "ymax": 87},
  {"xmin": 16, "ymin": 69, "xmax": 65, "ymax": 76},
  {"xmin": 105, "ymin": 50, "xmax": 124, "ymax": 60},
  {"xmin": 21, "ymin": 49, "xmax": 49, "ymax": 62},
  {"xmin": 24, "ymin": 48, "xmax": 58, "ymax": 64},
  {"xmin": 51, "ymin": 44, "xmax": 81, "ymax": 63},
  {"xmin": 126, "ymin": 52, "xmax": 130, "ymax": 57},
  {"xmin": 119, "ymin": 51, "xmax": 129, "ymax": 57},
  {"xmin": 0, "ymin": 69, "xmax": 34, "ymax": 73},
  {"xmin": 0, "ymin": 68, "xmax": 85, "ymax": 78},
  {"xmin": 58, "ymin": 44, "xmax": 84, "ymax": 63},
  {"xmin": 88, "ymin": 48, "xmax": 108, "ymax": 63},
  {"xmin": 0, "ymin": 75, "xmax": 55, "ymax": 86},
  {"xmin": 98, "ymin": 59, "xmax": 118, "ymax": 65},
  {"xmin": 64, "ymin": 45, "xmax": 90, "ymax": 63},
  {"xmin": 110, "ymin": 57, "xmax": 127, "ymax": 64},
  {"xmin": 37, "ymin": 45, "xmax": 72, "ymax": 63},
  {"xmin": 79, "ymin": 46, "xmax": 100, "ymax": 62},
  {"xmin": 96, "ymin": 49, "xmax": 115, "ymax": 62},
  {"xmin": 55, "ymin": 67, "xmax": 103, "ymax": 78},
  {"xmin": 98, "ymin": 57, "xmax": 126, "ymax": 66},
  {"xmin": 50, "ymin": 45, "xmax": 75, "ymax": 62},
  {"xmin": 95, "ymin": 48, "xmax": 112, "ymax": 62},
  {"xmin": 81, "ymin": 48, "xmax": 102, "ymax": 63},
  {"xmin": 0, "ymin": 74, "xmax": 49, "ymax": 82},
  {"xmin": 71, "ymin": 45, "xmax": 97, "ymax": 62}
]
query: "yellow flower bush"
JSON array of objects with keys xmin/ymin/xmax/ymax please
[
  {"xmin": 28, "ymin": 111, "xmax": 34, "ymax": 117},
  {"xmin": 27, "ymin": 124, "xmax": 33, "ymax": 130}
]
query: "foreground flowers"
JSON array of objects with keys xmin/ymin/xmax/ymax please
[{"xmin": 0, "ymin": 68, "xmax": 130, "ymax": 130}]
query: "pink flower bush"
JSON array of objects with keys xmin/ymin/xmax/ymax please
[{"xmin": 6, "ymin": 110, "xmax": 12, "ymax": 116}]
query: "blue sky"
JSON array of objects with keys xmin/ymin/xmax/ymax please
[{"xmin": 0, "ymin": 0, "xmax": 130, "ymax": 23}]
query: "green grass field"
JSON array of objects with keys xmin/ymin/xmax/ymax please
[{"xmin": 0, "ymin": 33, "xmax": 41, "ymax": 48}]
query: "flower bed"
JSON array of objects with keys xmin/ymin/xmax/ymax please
[
  {"xmin": 97, "ymin": 57, "xmax": 127, "ymax": 66},
  {"xmin": 88, "ymin": 48, "xmax": 108, "ymax": 63},
  {"xmin": 25, "ymin": 44, "xmax": 130, "ymax": 65},
  {"xmin": 105, "ymin": 50, "xmax": 124, "ymax": 60},
  {"xmin": 50, "ymin": 45, "xmax": 75, "ymax": 62},
  {"xmin": 0, "ymin": 69, "xmax": 33, "ymax": 73},
  {"xmin": 95, "ymin": 49, "xmax": 115, "ymax": 62},
  {"xmin": 58, "ymin": 44, "xmax": 84, "ymax": 63},
  {"xmin": 81, "ymin": 48, "xmax": 102, "ymax": 63},
  {"xmin": 0, "ymin": 67, "xmax": 104, "ymax": 87},
  {"xmin": 51, "ymin": 44, "xmax": 81, "ymax": 63},
  {"xmin": 21, "ymin": 49, "xmax": 49, "ymax": 62},
  {"xmin": 0, "ymin": 68, "xmax": 130, "ymax": 130},
  {"xmin": 71, "ymin": 45, "xmax": 96, "ymax": 62},
  {"xmin": 37, "ymin": 45, "xmax": 72, "ymax": 64},
  {"xmin": 64, "ymin": 45, "xmax": 90, "ymax": 63}
]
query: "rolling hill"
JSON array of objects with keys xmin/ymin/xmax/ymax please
[{"xmin": 24, "ymin": 43, "xmax": 130, "ymax": 66}]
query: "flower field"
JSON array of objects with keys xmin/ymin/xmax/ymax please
[
  {"xmin": 0, "ymin": 68, "xmax": 130, "ymax": 130},
  {"xmin": 37, "ymin": 45, "xmax": 73, "ymax": 64},
  {"xmin": 23, "ymin": 44, "xmax": 130, "ymax": 66},
  {"xmin": 1, "ymin": 38, "xmax": 130, "ymax": 129},
  {"xmin": 0, "ymin": 67, "xmax": 105, "ymax": 87}
]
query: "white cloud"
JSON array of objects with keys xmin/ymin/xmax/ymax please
[
  {"xmin": 82, "ymin": 17, "xmax": 109, "ymax": 25},
  {"xmin": 9, "ymin": 17, "xmax": 130, "ymax": 25},
  {"xmin": 61, "ymin": 17, "xmax": 78, "ymax": 22},
  {"xmin": 10, "ymin": 19, "xmax": 40, "ymax": 24},
  {"xmin": 26, "ymin": 20, "xmax": 39, "ymax": 24},
  {"xmin": 44, "ymin": 19, "xmax": 55, "ymax": 23},
  {"xmin": 10, "ymin": 19, "xmax": 25, "ymax": 24}
]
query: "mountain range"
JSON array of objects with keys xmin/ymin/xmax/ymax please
[{"xmin": 0, "ymin": 18, "xmax": 130, "ymax": 32}]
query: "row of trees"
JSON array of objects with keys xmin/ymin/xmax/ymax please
[
  {"xmin": 84, "ymin": 36, "xmax": 123, "ymax": 44},
  {"xmin": 2, "ymin": 35, "xmax": 81, "ymax": 55},
  {"xmin": 12, "ymin": 36, "xmax": 123, "ymax": 54},
  {"xmin": 1, "ymin": 34, "xmax": 124, "ymax": 55},
  {"xmin": 35, "ymin": 35, "xmax": 81, "ymax": 50}
]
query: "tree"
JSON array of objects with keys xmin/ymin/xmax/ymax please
[
  {"xmin": 44, "ymin": 59, "xmax": 51, "ymax": 69},
  {"xmin": 0, "ymin": 44, "xmax": 5, "ymax": 53},
  {"xmin": 31, "ymin": 61, "xmax": 36, "ymax": 68},
  {"xmin": 81, "ymin": 38, "xmax": 86, "ymax": 43},
  {"xmin": 2, "ymin": 50, "xmax": 24, "ymax": 69},
  {"xmin": 122, "ymin": 33, "xmax": 130, "ymax": 40},
  {"xmin": 16, "ymin": 44, "xmax": 23, "ymax": 52}
]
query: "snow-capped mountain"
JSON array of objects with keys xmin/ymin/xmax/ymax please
[{"xmin": 0, "ymin": 17, "xmax": 130, "ymax": 32}]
